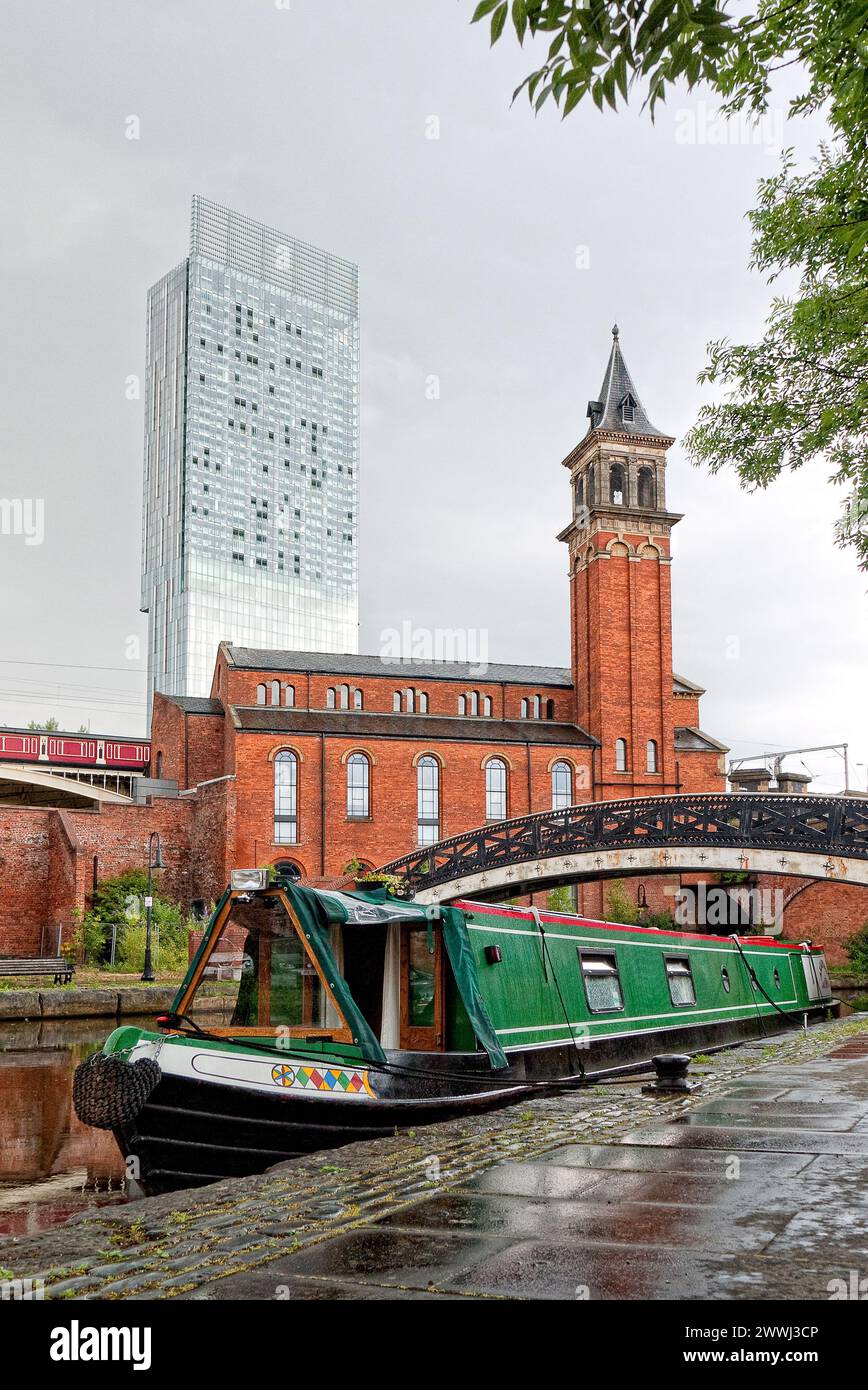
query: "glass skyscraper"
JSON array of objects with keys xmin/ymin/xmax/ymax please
[{"xmin": 141, "ymin": 196, "xmax": 360, "ymax": 709}]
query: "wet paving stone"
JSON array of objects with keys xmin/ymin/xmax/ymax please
[
  {"xmin": 374, "ymin": 1191, "xmax": 792, "ymax": 1253},
  {"xmin": 531, "ymin": 1143, "xmax": 814, "ymax": 1177},
  {"xmin": 2, "ymin": 1015, "xmax": 866, "ymax": 1300},
  {"xmin": 618, "ymin": 1125, "xmax": 868, "ymax": 1154},
  {"xmin": 277, "ymin": 1227, "xmax": 516, "ymax": 1290}
]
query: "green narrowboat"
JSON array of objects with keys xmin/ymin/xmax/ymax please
[{"xmin": 73, "ymin": 870, "xmax": 836, "ymax": 1194}]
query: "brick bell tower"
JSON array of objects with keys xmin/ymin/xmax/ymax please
[{"xmin": 559, "ymin": 325, "xmax": 683, "ymax": 799}]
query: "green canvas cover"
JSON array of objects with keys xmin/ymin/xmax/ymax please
[
  {"xmin": 282, "ymin": 883, "xmax": 387, "ymax": 1063},
  {"xmin": 177, "ymin": 882, "xmax": 507, "ymax": 1071},
  {"xmin": 300, "ymin": 885, "xmax": 508, "ymax": 1071}
]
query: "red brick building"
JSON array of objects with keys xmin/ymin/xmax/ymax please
[
  {"xmin": 145, "ymin": 327, "xmax": 727, "ymax": 906},
  {"xmin": 4, "ymin": 330, "xmax": 863, "ymax": 961}
]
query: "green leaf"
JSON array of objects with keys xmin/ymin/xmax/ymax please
[
  {"xmin": 471, "ymin": 0, "xmax": 501, "ymax": 22},
  {"xmin": 512, "ymin": 0, "xmax": 528, "ymax": 41},
  {"xmin": 490, "ymin": 1, "xmax": 509, "ymax": 43}
]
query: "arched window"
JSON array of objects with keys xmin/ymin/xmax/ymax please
[
  {"xmin": 283, "ymin": 684, "xmax": 295, "ymax": 708},
  {"xmin": 393, "ymin": 691, "xmax": 402, "ymax": 712},
  {"xmin": 458, "ymin": 694, "xmax": 466, "ymax": 716},
  {"xmin": 273, "ymin": 859, "xmax": 302, "ymax": 882},
  {"xmin": 638, "ymin": 466, "xmax": 656, "ymax": 509},
  {"xmin": 615, "ymin": 738, "xmax": 628, "ymax": 773},
  {"xmin": 610, "ymin": 464, "xmax": 624, "ymax": 505},
  {"xmin": 256, "ymin": 683, "xmax": 267, "ymax": 705},
  {"xmin": 574, "ymin": 475, "xmax": 584, "ymax": 513},
  {"xmin": 270, "ymin": 679, "xmax": 281, "ymax": 705},
  {"xmin": 482, "ymin": 695, "xmax": 492, "ymax": 717},
  {"xmin": 532, "ymin": 695, "xmax": 541, "ymax": 719},
  {"xmin": 546, "ymin": 698, "xmax": 555, "ymax": 720},
  {"xmin": 587, "ymin": 463, "xmax": 595, "ymax": 504},
  {"xmin": 155, "ymin": 751, "xmax": 164, "ymax": 779},
  {"xmin": 646, "ymin": 739, "xmax": 658, "ymax": 773},
  {"xmin": 353, "ymin": 688, "xmax": 363, "ymax": 710},
  {"xmin": 417, "ymin": 756, "xmax": 440, "ymax": 845},
  {"xmin": 338, "ymin": 684, "xmax": 350, "ymax": 710},
  {"xmin": 326, "ymin": 688, "xmax": 336, "ymax": 709},
  {"xmin": 520, "ymin": 698, "xmax": 528, "ymax": 719},
  {"xmin": 485, "ymin": 758, "xmax": 507, "ymax": 821},
  {"xmin": 404, "ymin": 687, "xmax": 415, "ymax": 713},
  {"xmin": 469, "ymin": 691, "xmax": 479, "ymax": 716},
  {"xmin": 346, "ymin": 753, "xmax": 370, "ymax": 819},
  {"xmin": 551, "ymin": 760, "xmax": 572, "ymax": 810},
  {"xmin": 418, "ymin": 691, "xmax": 428, "ymax": 714},
  {"xmin": 274, "ymin": 751, "xmax": 298, "ymax": 844}
]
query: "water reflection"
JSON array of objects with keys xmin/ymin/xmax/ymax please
[{"xmin": 0, "ymin": 1017, "xmax": 133, "ymax": 1236}]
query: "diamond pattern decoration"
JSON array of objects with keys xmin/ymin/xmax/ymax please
[{"xmin": 294, "ymin": 1065, "xmax": 370, "ymax": 1095}]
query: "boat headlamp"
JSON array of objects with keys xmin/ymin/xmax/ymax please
[{"xmin": 231, "ymin": 869, "xmax": 268, "ymax": 891}]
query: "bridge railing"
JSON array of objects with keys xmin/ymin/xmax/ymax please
[{"xmin": 381, "ymin": 792, "xmax": 868, "ymax": 892}]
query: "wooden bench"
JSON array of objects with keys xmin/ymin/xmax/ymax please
[
  {"xmin": 202, "ymin": 952, "xmax": 246, "ymax": 982},
  {"xmin": 0, "ymin": 957, "xmax": 75, "ymax": 985}
]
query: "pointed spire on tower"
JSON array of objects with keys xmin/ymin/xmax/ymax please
[{"xmin": 586, "ymin": 324, "xmax": 666, "ymax": 437}]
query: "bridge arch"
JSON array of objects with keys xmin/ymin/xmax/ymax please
[{"xmin": 382, "ymin": 793, "xmax": 868, "ymax": 904}]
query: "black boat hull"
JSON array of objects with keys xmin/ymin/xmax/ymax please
[{"xmin": 116, "ymin": 1007, "xmax": 832, "ymax": 1194}]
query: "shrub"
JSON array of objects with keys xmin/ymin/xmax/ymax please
[
  {"xmin": 547, "ymin": 886, "xmax": 577, "ymax": 914},
  {"xmin": 605, "ymin": 879, "xmax": 639, "ymax": 926},
  {"xmin": 68, "ymin": 868, "xmax": 193, "ymax": 969},
  {"xmin": 843, "ymin": 922, "xmax": 868, "ymax": 976}
]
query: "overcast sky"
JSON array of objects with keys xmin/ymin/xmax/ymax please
[{"xmin": 1, "ymin": 0, "xmax": 865, "ymax": 792}]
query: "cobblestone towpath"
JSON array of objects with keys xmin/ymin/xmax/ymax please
[{"xmin": 3, "ymin": 1016, "xmax": 867, "ymax": 1300}]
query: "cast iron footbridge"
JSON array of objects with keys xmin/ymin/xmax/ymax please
[{"xmin": 381, "ymin": 793, "xmax": 868, "ymax": 904}]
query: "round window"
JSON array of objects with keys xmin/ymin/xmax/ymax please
[{"xmin": 721, "ymin": 967, "xmax": 731, "ymax": 993}]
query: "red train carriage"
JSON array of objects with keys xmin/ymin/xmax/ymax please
[{"xmin": 0, "ymin": 729, "xmax": 150, "ymax": 772}]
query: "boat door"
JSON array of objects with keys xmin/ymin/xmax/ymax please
[
  {"xmin": 399, "ymin": 925, "xmax": 443, "ymax": 1051},
  {"xmin": 803, "ymin": 950, "xmax": 832, "ymax": 1001}
]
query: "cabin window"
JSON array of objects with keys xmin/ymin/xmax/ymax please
[
  {"xmin": 346, "ymin": 753, "xmax": 370, "ymax": 819},
  {"xmin": 417, "ymin": 755, "xmax": 440, "ymax": 845},
  {"xmin": 579, "ymin": 951, "xmax": 624, "ymax": 1013},
  {"xmin": 273, "ymin": 750, "xmax": 298, "ymax": 844},
  {"xmin": 665, "ymin": 955, "xmax": 696, "ymax": 1007},
  {"xmin": 485, "ymin": 758, "xmax": 508, "ymax": 821},
  {"xmin": 202, "ymin": 896, "xmax": 344, "ymax": 1035},
  {"xmin": 551, "ymin": 760, "xmax": 573, "ymax": 810},
  {"xmin": 773, "ymin": 966, "xmax": 781, "ymax": 990},
  {"xmin": 721, "ymin": 967, "xmax": 731, "ymax": 993}
]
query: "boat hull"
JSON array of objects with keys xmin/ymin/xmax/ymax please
[{"xmin": 115, "ymin": 1004, "xmax": 833, "ymax": 1194}]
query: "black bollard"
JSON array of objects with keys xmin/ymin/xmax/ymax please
[{"xmin": 642, "ymin": 1052, "xmax": 700, "ymax": 1095}]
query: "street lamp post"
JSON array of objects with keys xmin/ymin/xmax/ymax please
[{"xmin": 142, "ymin": 831, "xmax": 165, "ymax": 983}]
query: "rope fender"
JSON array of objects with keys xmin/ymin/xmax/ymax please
[{"xmin": 73, "ymin": 1052, "xmax": 162, "ymax": 1130}]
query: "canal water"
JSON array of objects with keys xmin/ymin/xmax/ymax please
[{"xmin": 0, "ymin": 1018, "xmax": 134, "ymax": 1238}]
